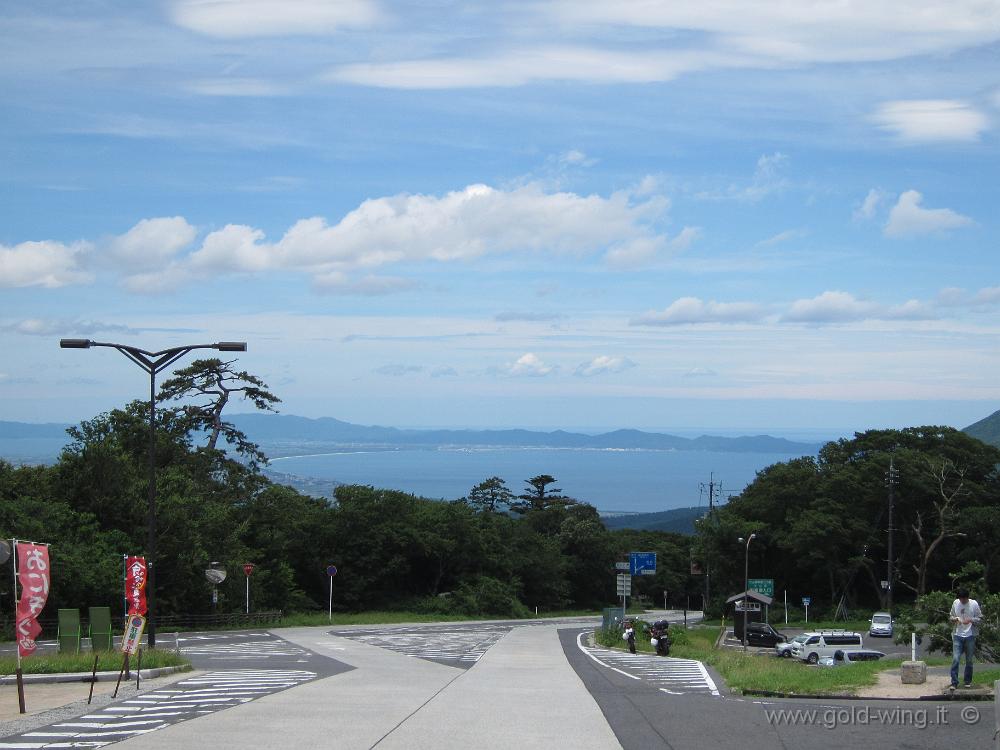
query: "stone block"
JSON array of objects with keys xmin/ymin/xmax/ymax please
[{"xmin": 900, "ymin": 660, "xmax": 927, "ymax": 684}]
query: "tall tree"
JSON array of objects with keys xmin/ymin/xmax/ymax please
[
  {"xmin": 512, "ymin": 474, "xmax": 576, "ymax": 514},
  {"xmin": 157, "ymin": 358, "xmax": 280, "ymax": 466},
  {"xmin": 464, "ymin": 476, "xmax": 515, "ymax": 513}
]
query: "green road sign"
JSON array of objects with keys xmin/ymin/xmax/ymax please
[{"xmin": 748, "ymin": 578, "xmax": 774, "ymax": 597}]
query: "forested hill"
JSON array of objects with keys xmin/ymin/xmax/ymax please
[
  {"xmin": 964, "ymin": 409, "xmax": 1000, "ymax": 448},
  {"xmin": 225, "ymin": 414, "xmax": 819, "ymax": 454}
]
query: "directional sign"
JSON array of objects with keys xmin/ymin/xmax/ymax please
[
  {"xmin": 748, "ymin": 578, "xmax": 774, "ymax": 597},
  {"xmin": 630, "ymin": 552, "xmax": 657, "ymax": 576}
]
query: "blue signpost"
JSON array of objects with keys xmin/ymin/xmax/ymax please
[{"xmin": 630, "ymin": 552, "xmax": 657, "ymax": 576}]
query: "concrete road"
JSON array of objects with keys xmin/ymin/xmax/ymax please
[{"xmin": 105, "ymin": 623, "xmax": 621, "ymax": 750}]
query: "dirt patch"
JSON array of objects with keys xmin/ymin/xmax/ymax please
[{"xmin": 856, "ymin": 669, "xmax": 956, "ymax": 699}]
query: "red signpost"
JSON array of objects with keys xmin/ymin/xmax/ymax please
[{"xmin": 243, "ymin": 563, "xmax": 255, "ymax": 614}]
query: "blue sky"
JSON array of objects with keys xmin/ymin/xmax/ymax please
[{"xmin": 2, "ymin": 1, "xmax": 998, "ymax": 435}]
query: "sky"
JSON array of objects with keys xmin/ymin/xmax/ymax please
[{"xmin": 2, "ymin": 1, "xmax": 999, "ymax": 436}]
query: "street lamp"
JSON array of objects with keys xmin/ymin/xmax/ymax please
[
  {"xmin": 738, "ymin": 533, "xmax": 757, "ymax": 651},
  {"xmin": 60, "ymin": 339, "xmax": 247, "ymax": 647}
]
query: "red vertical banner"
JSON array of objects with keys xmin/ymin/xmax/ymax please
[
  {"xmin": 125, "ymin": 556, "xmax": 148, "ymax": 616},
  {"xmin": 15, "ymin": 543, "xmax": 50, "ymax": 658}
]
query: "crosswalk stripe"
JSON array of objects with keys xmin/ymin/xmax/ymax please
[
  {"xmin": 0, "ymin": 668, "xmax": 317, "ymax": 748},
  {"xmin": 576, "ymin": 633, "xmax": 719, "ymax": 697}
]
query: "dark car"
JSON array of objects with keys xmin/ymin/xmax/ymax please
[{"xmin": 744, "ymin": 621, "xmax": 787, "ymax": 648}]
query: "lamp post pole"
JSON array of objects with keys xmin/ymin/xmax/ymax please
[
  {"xmin": 739, "ymin": 533, "xmax": 757, "ymax": 651},
  {"xmin": 60, "ymin": 339, "xmax": 247, "ymax": 647}
]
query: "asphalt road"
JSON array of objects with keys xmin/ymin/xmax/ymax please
[
  {"xmin": 1, "ymin": 617, "xmax": 994, "ymax": 749},
  {"xmin": 560, "ymin": 627, "xmax": 993, "ymax": 750}
]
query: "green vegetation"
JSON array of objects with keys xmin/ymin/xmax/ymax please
[
  {"xmin": 0, "ymin": 361, "xmax": 696, "ymax": 630},
  {"xmin": 3, "ymin": 359, "xmax": 998, "ymax": 655},
  {"xmin": 0, "ymin": 649, "xmax": 190, "ymax": 676},
  {"xmin": 693, "ymin": 427, "xmax": 1000, "ymax": 625}
]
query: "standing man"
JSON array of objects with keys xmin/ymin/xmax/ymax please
[{"xmin": 949, "ymin": 587, "xmax": 982, "ymax": 690}]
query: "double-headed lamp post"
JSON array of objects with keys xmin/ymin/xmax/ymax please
[
  {"xmin": 737, "ymin": 533, "xmax": 757, "ymax": 651},
  {"xmin": 60, "ymin": 339, "xmax": 247, "ymax": 647}
]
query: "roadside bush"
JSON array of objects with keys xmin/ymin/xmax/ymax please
[{"xmin": 452, "ymin": 576, "xmax": 530, "ymax": 617}]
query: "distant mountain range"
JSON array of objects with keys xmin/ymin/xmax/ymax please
[
  {"xmin": 224, "ymin": 413, "xmax": 822, "ymax": 455},
  {"xmin": 5, "ymin": 408, "xmax": 999, "ymax": 458}
]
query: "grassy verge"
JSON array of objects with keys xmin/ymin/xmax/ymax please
[{"xmin": 1, "ymin": 649, "xmax": 190, "ymax": 676}]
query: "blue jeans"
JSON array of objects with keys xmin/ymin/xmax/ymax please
[{"xmin": 951, "ymin": 634, "xmax": 975, "ymax": 686}]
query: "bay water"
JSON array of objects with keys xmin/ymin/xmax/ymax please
[{"xmin": 269, "ymin": 446, "xmax": 811, "ymax": 514}]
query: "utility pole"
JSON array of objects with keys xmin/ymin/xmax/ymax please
[
  {"xmin": 699, "ymin": 473, "xmax": 722, "ymax": 612},
  {"xmin": 885, "ymin": 457, "xmax": 899, "ymax": 615}
]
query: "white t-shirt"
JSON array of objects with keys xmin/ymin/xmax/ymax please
[{"xmin": 951, "ymin": 598, "xmax": 982, "ymax": 637}]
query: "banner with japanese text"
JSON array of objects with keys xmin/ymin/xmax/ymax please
[
  {"xmin": 125, "ymin": 556, "xmax": 147, "ymax": 616},
  {"xmin": 15, "ymin": 543, "xmax": 50, "ymax": 658}
]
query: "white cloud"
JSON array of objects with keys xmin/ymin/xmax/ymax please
[
  {"xmin": 106, "ymin": 217, "xmax": 197, "ymax": 271},
  {"xmin": 872, "ymin": 100, "xmax": 989, "ymax": 143},
  {"xmin": 884, "ymin": 190, "xmax": 975, "ymax": 237},
  {"xmin": 973, "ymin": 287, "xmax": 1000, "ymax": 305},
  {"xmin": 184, "ymin": 182, "xmax": 670, "ymax": 280},
  {"xmin": 698, "ymin": 152, "xmax": 789, "ymax": 202},
  {"xmin": 755, "ymin": 229, "xmax": 805, "ymax": 247},
  {"xmin": 0, "ymin": 240, "xmax": 92, "ymax": 289},
  {"xmin": 783, "ymin": 291, "xmax": 877, "ymax": 322},
  {"xmin": 506, "ymin": 353, "xmax": 556, "ymax": 377},
  {"xmin": 549, "ymin": 1, "xmax": 1000, "ymax": 64},
  {"xmin": 184, "ymin": 78, "xmax": 290, "ymax": 97},
  {"xmin": 7, "ymin": 319, "xmax": 139, "ymax": 337},
  {"xmin": 783, "ymin": 291, "xmax": 938, "ymax": 323},
  {"xmin": 853, "ymin": 189, "xmax": 886, "ymax": 221},
  {"xmin": 327, "ymin": 47, "xmax": 751, "ymax": 89},
  {"xmin": 574, "ymin": 356, "xmax": 637, "ymax": 377},
  {"xmin": 170, "ymin": 0, "xmax": 381, "ymax": 38},
  {"xmin": 313, "ymin": 272, "xmax": 418, "ymax": 296},
  {"xmin": 631, "ymin": 297, "xmax": 768, "ymax": 326}
]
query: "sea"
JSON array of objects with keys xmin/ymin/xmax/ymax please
[
  {"xmin": 268, "ymin": 446, "xmax": 816, "ymax": 515},
  {"xmin": 0, "ymin": 435, "xmax": 824, "ymax": 516}
]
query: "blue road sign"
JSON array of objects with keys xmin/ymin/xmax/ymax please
[
  {"xmin": 802, "ymin": 596, "xmax": 811, "ymax": 606},
  {"xmin": 630, "ymin": 552, "xmax": 656, "ymax": 576}
]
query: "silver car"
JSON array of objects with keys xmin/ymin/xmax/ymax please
[
  {"xmin": 775, "ymin": 633, "xmax": 808, "ymax": 658},
  {"xmin": 869, "ymin": 611, "xmax": 893, "ymax": 637}
]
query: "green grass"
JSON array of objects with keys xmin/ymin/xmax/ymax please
[
  {"xmin": 1, "ymin": 649, "xmax": 190, "ymax": 676},
  {"xmin": 971, "ymin": 668, "xmax": 1000, "ymax": 686}
]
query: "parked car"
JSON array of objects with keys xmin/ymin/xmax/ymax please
[
  {"xmin": 775, "ymin": 633, "xmax": 809, "ymax": 658},
  {"xmin": 791, "ymin": 630, "xmax": 865, "ymax": 664},
  {"xmin": 744, "ymin": 621, "xmax": 787, "ymax": 648},
  {"xmin": 818, "ymin": 649, "xmax": 886, "ymax": 666},
  {"xmin": 869, "ymin": 611, "xmax": 894, "ymax": 637}
]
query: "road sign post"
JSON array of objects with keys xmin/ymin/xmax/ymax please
[
  {"xmin": 617, "ymin": 573, "xmax": 632, "ymax": 613},
  {"xmin": 629, "ymin": 552, "xmax": 657, "ymax": 576},
  {"xmin": 748, "ymin": 578, "xmax": 774, "ymax": 597},
  {"xmin": 802, "ymin": 596, "xmax": 811, "ymax": 623},
  {"xmin": 243, "ymin": 563, "xmax": 255, "ymax": 615}
]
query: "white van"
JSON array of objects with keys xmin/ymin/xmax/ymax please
[{"xmin": 791, "ymin": 630, "xmax": 864, "ymax": 664}]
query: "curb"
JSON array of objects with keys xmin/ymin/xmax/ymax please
[
  {"xmin": 742, "ymin": 687, "xmax": 994, "ymax": 702},
  {"xmin": 0, "ymin": 664, "xmax": 193, "ymax": 685}
]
